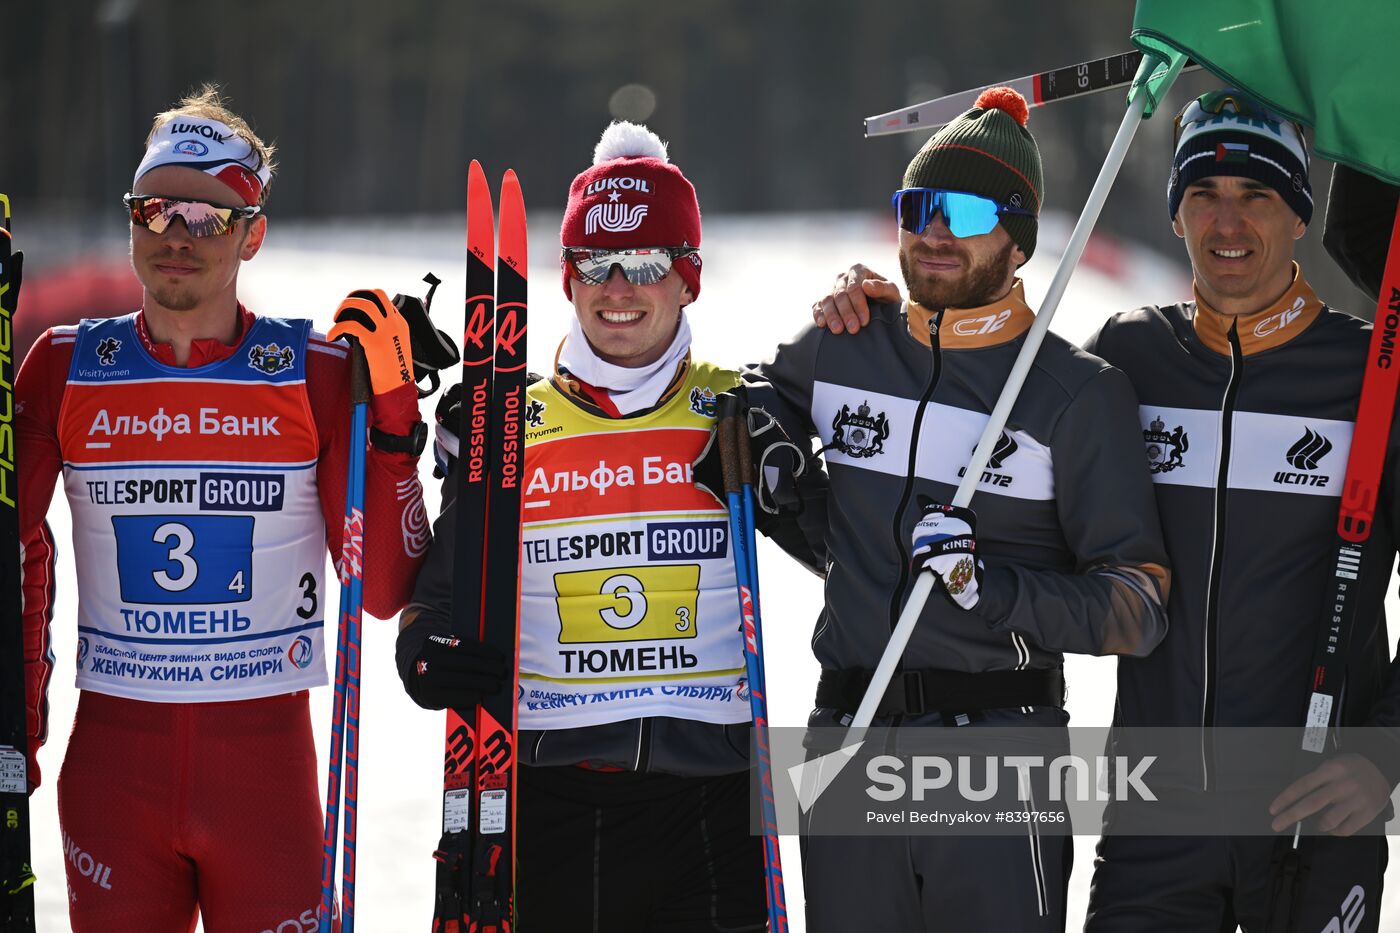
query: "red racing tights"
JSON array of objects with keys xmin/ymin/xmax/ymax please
[{"xmin": 57, "ymin": 690, "xmax": 335, "ymax": 933}]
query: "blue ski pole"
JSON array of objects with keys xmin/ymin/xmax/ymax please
[
  {"xmin": 319, "ymin": 342, "xmax": 371, "ymax": 933},
  {"xmin": 718, "ymin": 399, "xmax": 788, "ymax": 932}
]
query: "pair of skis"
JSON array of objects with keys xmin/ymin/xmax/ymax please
[
  {"xmin": 433, "ymin": 162, "xmax": 527, "ymax": 933},
  {"xmin": 0, "ymin": 196, "xmax": 36, "ymax": 933}
]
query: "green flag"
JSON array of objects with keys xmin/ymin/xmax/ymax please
[{"xmin": 1133, "ymin": 0, "xmax": 1400, "ymax": 184}]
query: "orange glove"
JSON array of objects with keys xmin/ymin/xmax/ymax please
[{"xmin": 327, "ymin": 288, "xmax": 413, "ymax": 396}]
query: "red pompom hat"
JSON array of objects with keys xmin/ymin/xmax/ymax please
[{"xmin": 560, "ymin": 121, "xmax": 703, "ymax": 300}]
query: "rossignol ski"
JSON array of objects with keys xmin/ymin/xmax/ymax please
[
  {"xmin": 433, "ymin": 163, "xmax": 526, "ymax": 933},
  {"xmin": 0, "ymin": 193, "xmax": 37, "ymax": 933}
]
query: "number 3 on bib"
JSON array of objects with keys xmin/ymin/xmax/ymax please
[
  {"xmin": 112, "ymin": 514, "xmax": 256, "ymax": 604},
  {"xmin": 553, "ymin": 565, "xmax": 701, "ymax": 644}
]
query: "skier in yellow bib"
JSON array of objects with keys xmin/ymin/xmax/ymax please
[{"xmin": 398, "ymin": 121, "xmax": 820, "ymax": 931}]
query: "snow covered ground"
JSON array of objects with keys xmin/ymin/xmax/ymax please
[{"xmin": 24, "ymin": 211, "xmax": 1400, "ymax": 930}]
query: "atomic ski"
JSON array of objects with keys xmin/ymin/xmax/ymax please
[
  {"xmin": 432, "ymin": 164, "xmax": 526, "ymax": 933},
  {"xmin": 0, "ymin": 193, "xmax": 36, "ymax": 933},
  {"xmin": 1300, "ymin": 206, "xmax": 1400, "ymax": 752}
]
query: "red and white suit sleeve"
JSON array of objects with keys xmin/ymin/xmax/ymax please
[
  {"xmin": 15, "ymin": 330, "xmax": 72, "ymax": 790},
  {"xmin": 306, "ymin": 333, "xmax": 430, "ymax": 620}
]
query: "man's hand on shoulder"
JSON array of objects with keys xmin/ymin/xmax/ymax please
[{"xmin": 811, "ymin": 264, "xmax": 901, "ymax": 334}]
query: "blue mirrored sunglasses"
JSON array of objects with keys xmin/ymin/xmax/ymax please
[{"xmin": 891, "ymin": 187, "xmax": 1033, "ymax": 239}]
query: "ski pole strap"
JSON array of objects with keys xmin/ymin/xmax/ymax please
[
  {"xmin": 816, "ymin": 667, "xmax": 1064, "ymax": 718},
  {"xmin": 393, "ymin": 273, "xmax": 463, "ymax": 399}
]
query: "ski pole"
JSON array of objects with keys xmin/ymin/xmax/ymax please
[
  {"xmin": 718, "ymin": 399, "xmax": 788, "ymax": 932},
  {"xmin": 794, "ymin": 52, "xmax": 1186, "ymax": 811},
  {"xmin": 320, "ymin": 341, "xmax": 371, "ymax": 933}
]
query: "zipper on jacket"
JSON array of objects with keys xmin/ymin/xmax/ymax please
[
  {"xmin": 1200, "ymin": 319, "xmax": 1244, "ymax": 789},
  {"xmin": 633, "ymin": 717, "xmax": 653, "ymax": 771},
  {"xmin": 886, "ymin": 310, "xmax": 947, "ymax": 637}
]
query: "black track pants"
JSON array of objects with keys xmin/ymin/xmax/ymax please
[
  {"xmin": 1086, "ymin": 834, "xmax": 1387, "ymax": 932},
  {"xmin": 801, "ymin": 833, "xmax": 1072, "ymax": 931},
  {"xmin": 516, "ymin": 764, "xmax": 766, "ymax": 932}
]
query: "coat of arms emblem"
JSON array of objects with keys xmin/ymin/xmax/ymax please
[
  {"xmin": 689, "ymin": 386, "xmax": 718, "ymax": 418},
  {"xmin": 248, "ymin": 343, "xmax": 295, "ymax": 375},
  {"xmin": 832, "ymin": 401, "xmax": 890, "ymax": 458},
  {"xmin": 1144, "ymin": 415, "xmax": 1188, "ymax": 473}
]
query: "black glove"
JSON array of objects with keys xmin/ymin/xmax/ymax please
[
  {"xmin": 1, "ymin": 225, "xmax": 23, "ymax": 318},
  {"xmin": 396, "ymin": 618, "xmax": 509, "ymax": 711},
  {"xmin": 693, "ymin": 387, "xmax": 806, "ymax": 514}
]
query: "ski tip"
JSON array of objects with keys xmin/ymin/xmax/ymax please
[
  {"xmin": 468, "ymin": 162, "xmax": 495, "ymax": 265},
  {"xmin": 497, "ymin": 170, "xmax": 527, "ymax": 275}
]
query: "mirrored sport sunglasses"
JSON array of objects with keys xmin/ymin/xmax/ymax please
[
  {"xmin": 1172, "ymin": 89, "xmax": 1307, "ymax": 151},
  {"xmin": 124, "ymin": 193, "xmax": 262, "ymax": 238},
  {"xmin": 891, "ymin": 188, "xmax": 1034, "ymax": 239},
  {"xmin": 561, "ymin": 246, "xmax": 698, "ymax": 287}
]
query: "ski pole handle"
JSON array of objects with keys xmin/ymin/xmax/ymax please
[
  {"xmin": 717, "ymin": 394, "xmax": 744, "ymax": 497},
  {"xmin": 735, "ymin": 408, "xmax": 755, "ymax": 492},
  {"xmin": 347, "ymin": 340, "xmax": 371, "ymax": 407}
]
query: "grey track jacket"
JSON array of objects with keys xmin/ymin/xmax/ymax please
[
  {"xmin": 1085, "ymin": 269, "xmax": 1400, "ymax": 783},
  {"xmin": 752, "ymin": 282, "xmax": 1171, "ymax": 686}
]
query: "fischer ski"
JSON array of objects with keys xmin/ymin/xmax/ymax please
[
  {"xmin": 863, "ymin": 50, "xmax": 1201, "ymax": 138},
  {"xmin": 433, "ymin": 164, "xmax": 526, "ymax": 933},
  {"xmin": 0, "ymin": 193, "xmax": 37, "ymax": 933}
]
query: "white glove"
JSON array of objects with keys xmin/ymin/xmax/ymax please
[{"xmin": 910, "ymin": 502, "xmax": 983, "ymax": 610}]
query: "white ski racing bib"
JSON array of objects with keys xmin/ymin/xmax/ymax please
[{"xmin": 58, "ymin": 314, "xmax": 329, "ymax": 702}]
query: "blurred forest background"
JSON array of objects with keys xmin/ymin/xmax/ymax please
[{"xmin": 0, "ymin": 0, "xmax": 1372, "ymax": 315}]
